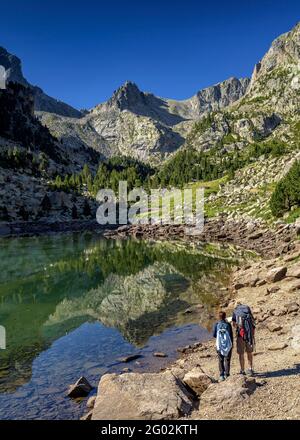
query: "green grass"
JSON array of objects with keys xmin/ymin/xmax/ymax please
[
  {"xmin": 284, "ymin": 206, "xmax": 300, "ymax": 223},
  {"xmin": 186, "ymin": 175, "xmax": 229, "ymax": 195},
  {"xmin": 134, "ymin": 176, "xmax": 229, "ymax": 222}
]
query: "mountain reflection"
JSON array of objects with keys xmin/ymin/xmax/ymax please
[{"xmin": 0, "ymin": 233, "xmax": 237, "ymax": 392}]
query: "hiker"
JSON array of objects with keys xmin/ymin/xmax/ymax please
[
  {"xmin": 232, "ymin": 303, "xmax": 256, "ymax": 376},
  {"xmin": 213, "ymin": 311, "xmax": 233, "ymax": 381}
]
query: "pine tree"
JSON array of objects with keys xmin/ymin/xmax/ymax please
[
  {"xmin": 41, "ymin": 194, "xmax": 51, "ymax": 212},
  {"xmin": 19, "ymin": 206, "xmax": 29, "ymax": 221},
  {"xmin": 81, "ymin": 164, "xmax": 91, "ymax": 183},
  {"xmin": 83, "ymin": 199, "xmax": 91, "ymax": 217},
  {"xmin": 0, "ymin": 206, "xmax": 9, "ymax": 221},
  {"xmin": 72, "ymin": 204, "xmax": 78, "ymax": 219},
  {"xmin": 54, "ymin": 175, "xmax": 62, "ymax": 189}
]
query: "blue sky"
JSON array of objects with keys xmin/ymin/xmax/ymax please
[{"xmin": 1, "ymin": 0, "xmax": 299, "ymax": 109}]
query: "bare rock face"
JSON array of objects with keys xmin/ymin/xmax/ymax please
[
  {"xmin": 183, "ymin": 368, "xmax": 214, "ymax": 397},
  {"xmin": 248, "ymin": 22, "xmax": 300, "ymax": 93},
  {"xmin": 188, "ymin": 77, "xmax": 250, "ymax": 117},
  {"xmin": 266, "ymin": 266, "xmax": 287, "ymax": 283},
  {"xmin": 92, "ymin": 371, "xmax": 195, "ymax": 420},
  {"xmin": 199, "ymin": 375, "xmax": 257, "ymax": 413}
]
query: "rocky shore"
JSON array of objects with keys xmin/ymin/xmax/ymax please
[
  {"xmin": 104, "ymin": 217, "xmax": 300, "ymax": 258},
  {"xmin": 2, "ymin": 215, "xmax": 299, "ymax": 420},
  {"xmin": 82, "ymin": 219, "xmax": 300, "ymax": 420}
]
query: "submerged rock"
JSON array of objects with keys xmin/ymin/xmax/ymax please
[
  {"xmin": 153, "ymin": 352, "xmax": 168, "ymax": 358},
  {"xmin": 67, "ymin": 376, "xmax": 93, "ymax": 398},
  {"xmin": 118, "ymin": 354, "xmax": 142, "ymax": 363}
]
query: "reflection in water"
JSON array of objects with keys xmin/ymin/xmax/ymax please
[{"xmin": 0, "ymin": 233, "xmax": 241, "ymax": 419}]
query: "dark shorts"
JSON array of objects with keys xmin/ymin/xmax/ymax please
[{"xmin": 236, "ymin": 336, "xmax": 253, "ymax": 354}]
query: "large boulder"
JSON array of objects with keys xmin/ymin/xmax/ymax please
[
  {"xmin": 92, "ymin": 371, "xmax": 195, "ymax": 420},
  {"xmin": 199, "ymin": 375, "xmax": 257, "ymax": 415},
  {"xmin": 287, "ymin": 265, "xmax": 300, "ymax": 279},
  {"xmin": 233, "ymin": 271, "xmax": 260, "ymax": 289},
  {"xmin": 266, "ymin": 266, "xmax": 287, "ymax": 283},
  {"xmin": 183, "ymin": 369, "xmax": 214, "ymax": 397}
]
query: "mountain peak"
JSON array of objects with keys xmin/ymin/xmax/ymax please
[
  {"xmin": 107, "ymin": 80, "xmax": 145, "ymax": 110},
  {"xmin": 249, "ymin": 21, "xmax": 300, "ymax": 91},
  {"xmin": 0, "ymin": 46, "xmax": 28, "ymax": 86},
  {"xmin": 0, "ymin": 46, "xmax": 81, "ymax": 118}
]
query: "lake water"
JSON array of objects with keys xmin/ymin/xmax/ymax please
[{"xmin": 0, "ymin": 232, "xmax": 241, "ymax": 420}]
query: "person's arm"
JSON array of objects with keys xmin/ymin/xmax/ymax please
[
  {"xmin": 212, "ymin": 323, "xmax": 217, "ymax": 338},
  {"xmin": 232, "ymin": 311, "xmax": 237, "ymax": 328},
  {"xmin": 228, "ymin": 322, "xmax": 234, "ymax": 342},
  {"xmin": 250, "ymin": 309, "xmax": 256, "ymax": 328}
]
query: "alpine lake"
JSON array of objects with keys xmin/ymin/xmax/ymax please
[{"xmin": 0, "ymin": 232, "xmax": 250, "ymax": 419}]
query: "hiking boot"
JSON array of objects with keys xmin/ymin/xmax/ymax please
[
  {"xmin": 247, "ymin": 368, "xmax": 255, "ymax": 376},
  {"xmin": 219, "ymin": 375, "xmax": 225, "ymax": 382},
  {"xmin": 239, "ymin": 370, "xmax": 246, "ymax": 375},
  {"xmin": 224, "ymin": 374, "xmax": 230, "ymax": 379}
]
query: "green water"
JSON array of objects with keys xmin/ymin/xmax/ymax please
[{"xmin": 0, "ymin": 233, "xmax": 240, "ymax": 419}]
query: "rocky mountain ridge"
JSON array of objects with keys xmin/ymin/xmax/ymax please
[
  {"xmin": 38, "ymin": 23, "xmax": 299, "ymax": 164},
  {"xmin": 2, "ymin": 23, "xmax": 299, "ymax": 165},
  {"xmin": 38, "ymin": 76, "xmax": 250, "ymax": 164},
  {"xmin": 185, "ymin": 22, "xmax": 300, "ymax": 153},
  {"xmin": 0, "ymin": 22, "xmax": 299, "ymax": 227},
  {"xmin": 0, "ymin": 46, "xmax": 82, "ymax": 118}
]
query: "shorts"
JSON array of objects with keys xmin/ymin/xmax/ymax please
[{"xmin": 236, "ymin": 336, "xmax": 253, "ymax": 355}]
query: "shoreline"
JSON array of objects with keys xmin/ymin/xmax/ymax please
[
  {"xmin": 2, "ymin": 216, "xmax": 298, "ymax": 258},
  {"xmin": 0, "ymin": 220, "xmax": 116, "ymax": 238},
  {"xmin": 104, "ymin": 217, "xmax": 299, "ymax": 258},
  {"xmin": 1, "ymin": 217, "xmax": 299, "ymax": 420},
  {"xmin": 83, "ymin": 223, "xmax": 300, "ymax": 420}
]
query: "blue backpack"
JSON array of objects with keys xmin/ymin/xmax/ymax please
[{"xmin": 216, "ymin": 321, "xmax": 232, "ymax": 356}]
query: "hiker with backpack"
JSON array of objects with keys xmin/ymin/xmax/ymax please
[
  {"xmin": 213, "ymin": 311, "xmax": 233, "ymax": 381},
  {"xmin": 232, "ymin": 303, "xmax": 256, "ymax": 376}
]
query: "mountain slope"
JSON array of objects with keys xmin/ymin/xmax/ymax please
[
  {"xmin": 185, "ymin": 22, "xmax": 300, "ymax": 153},
  {"xmin": 0, "ymin": 81, "xmax": 103, "ymax": 224},
  {"xmin": 0, "ymin": 46, "xmax": 82, "ymax": 118},
  {"xmin": 39, "ymin": 77, "xmax": 249, "ymax": 164},
  {"xmin": 0, "ymin": 22, "xmax": 299, "ymax": 228}
]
